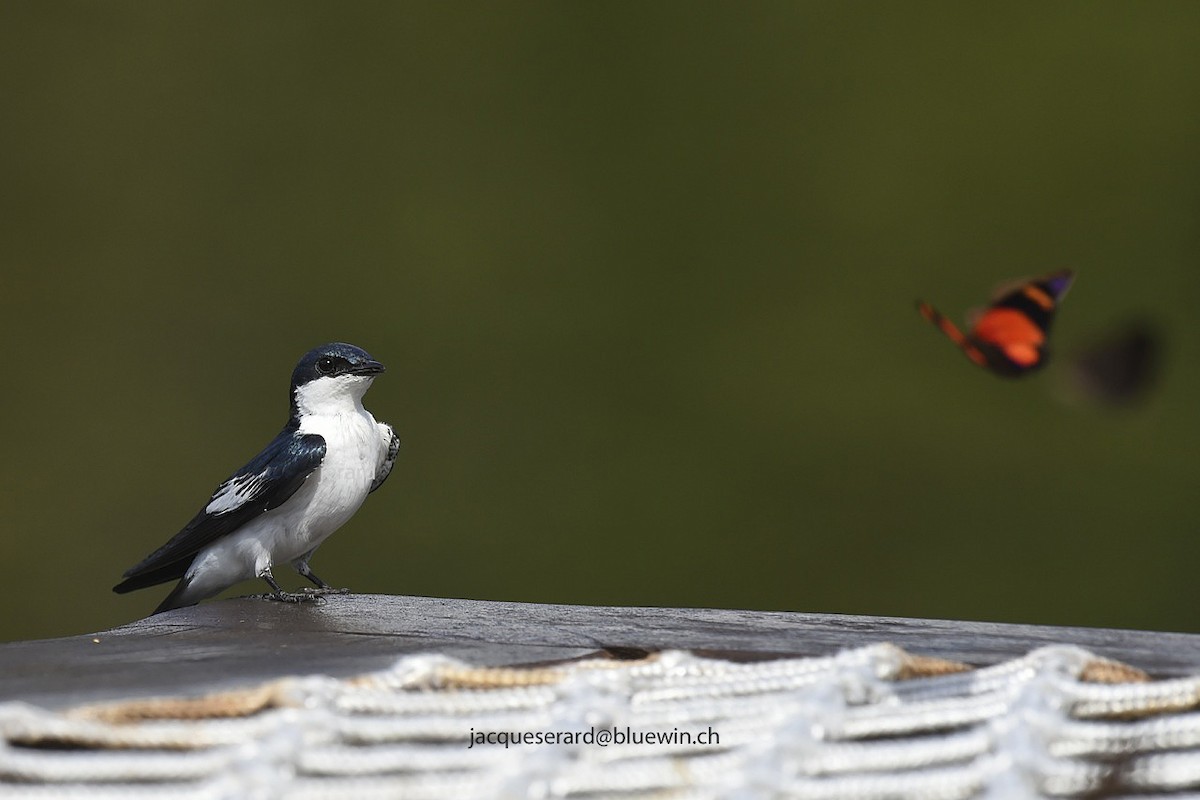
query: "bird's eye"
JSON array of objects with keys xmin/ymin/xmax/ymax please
[{"xmin": 316, "ymin": 357, "xmax": 336, "ymax": 375}]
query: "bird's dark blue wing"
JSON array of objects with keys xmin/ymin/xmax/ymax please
[{"xmin": 114, "ymin": 429, "xmax": 326, "ymax": 592}]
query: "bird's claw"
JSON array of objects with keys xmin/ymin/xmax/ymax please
[{"xmin": 259, "ymin": 591, "xmax": 322, "ymax": 604}]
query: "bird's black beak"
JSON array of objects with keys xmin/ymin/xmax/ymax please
[{"xmin": 350, "ymin": 360, "xmax": 386, "ymax": 376}]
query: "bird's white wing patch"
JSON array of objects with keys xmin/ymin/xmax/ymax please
[{"xmin": 204, "ymin": 472, "xmax": 267, "ymax": 515}]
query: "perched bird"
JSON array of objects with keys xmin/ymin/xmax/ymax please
[
  {"xmin": 917, "ymin": 270, "xmax": 1075, "ymax": 377},
  {"xmin": 114, "ymin": 343, "xmax": 400, "ymax": 614}
]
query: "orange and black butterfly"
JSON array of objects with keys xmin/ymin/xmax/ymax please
[{"xmin": 917, "ymin": 270, "xmax": 1075, "ymax": 377}]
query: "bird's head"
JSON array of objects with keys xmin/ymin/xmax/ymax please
[{"xmin": 290, "ymin": 343, "xmax": 386, "ymax": 418}]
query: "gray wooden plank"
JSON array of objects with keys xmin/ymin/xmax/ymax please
[{"xmin": 2, "ymin": 594, "xmax": 1200, "ymax": 709}]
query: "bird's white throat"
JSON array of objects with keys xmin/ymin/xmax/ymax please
[{"xmin": 293, "ymin": 374, "xmax": 376, "ymax": 418}]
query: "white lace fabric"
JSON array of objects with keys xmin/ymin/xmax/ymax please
[{"xmin": 1, "ymin": 643, "xmax": 1198, "ymax": 798}]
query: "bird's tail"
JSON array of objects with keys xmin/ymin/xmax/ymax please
[
  {"xmin": 112, "ymin": 560, "xmax": 190, "ymax": 594},
  {"xmin": 152, "ymin": 578, "xmax": 199, "ymax": 615}
]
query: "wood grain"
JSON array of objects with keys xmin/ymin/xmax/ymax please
[{"xmin": 2, "ymin": 594, "xmax": 1199, "ymax": 709}]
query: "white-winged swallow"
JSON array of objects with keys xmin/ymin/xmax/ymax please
[{"xmin": 114, "ymin": 343, "xmax": 400, "ymax": 614}]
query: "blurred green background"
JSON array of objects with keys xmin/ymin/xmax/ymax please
[{"xmin": 1, "ymin": 2, "xmax": 1197, "ymax": 643}]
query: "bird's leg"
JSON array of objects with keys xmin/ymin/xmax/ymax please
[
  {"xmin": 294, "ymin": 555, "xmax": 349, "ymax": 596},
  {"xmin": 258, "ymin": 567, "xmax": 316, "ymax": 604}
]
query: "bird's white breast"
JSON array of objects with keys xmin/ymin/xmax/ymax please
[{"xmin": 274, "ymin": 404, "xmax": 386, "ymax": 556}]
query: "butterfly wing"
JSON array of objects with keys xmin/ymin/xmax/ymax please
[
  {"xmin": 916, "ymin": 300, "xmax": 990, "ymax": 369},
  {"xmin": 918, "ymin": 270, "xmax": 1075, "ymax": 377},
  {"xmin": 968, "ymin": 270, "xmax": 1074, "ymax": 376},
  {"xmin": 1064, "ymin": 320, "xmax": 1160, "ymax": 407}
]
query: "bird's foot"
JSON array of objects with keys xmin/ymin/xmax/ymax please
[
  {"xmin": 257, "ymin": 569, "xmax": 324, "ymax": 604},
  {"xmin": 260, "ymin": 590, "xmax": 322, "ymax": 604},
  {"xmin": 300, "ymin": 586, "xmax": 349, "ymax": 597}
]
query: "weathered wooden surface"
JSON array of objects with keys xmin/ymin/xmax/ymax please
[{"xmin": 3, "ymin": 594, "xmax": 1200, "ymax": 709}]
